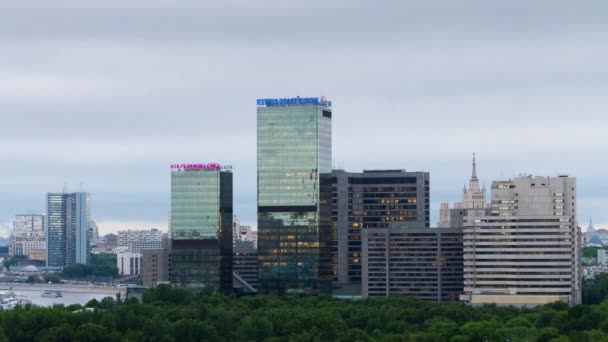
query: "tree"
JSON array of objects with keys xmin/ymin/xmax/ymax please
[
  {"xmin": 44, "ymin": 273, "xmax": 61, "ymax": 284},
  {"xmin": 25, "ymin": 274, "xmax": 40, "ymax": 284}
]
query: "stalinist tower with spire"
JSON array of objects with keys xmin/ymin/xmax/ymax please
[
  {"xmin": 456, "ymin": 154, "xmax": 489, "ymax": 210},
  {"xmin": 438, "ymin": 154, "xmax": 489, "ymax": 228}
]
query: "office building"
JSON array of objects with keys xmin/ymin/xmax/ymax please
[
  {"xmin": 169, "ymin": 163, "xmax": 233, "ymax": 292},
  {"xmin": 362, "ymin": 228, "xmax": 463, "ymax": 301},
  {"xmin": 257, "ymin": 96, "xmax": 333, "ymax": 294},
  {"xmin": 118, "ymin": 229, "xmax": 163, "ymax": 253},
  {"xmin": 10, "ymin": 214, "xmax": 46, "ymax": 258},
  {"xmin": 117, "ymin": 251, "xmax": 143, "ymax": 276},
  {"xmin": 439, "ymin": 155, "xmax": 490, "ymax": 228},
  {"xmin": 329, "ymin": 170, "xmax": 430, "ymax": 294},
  {"xmin": 142, "ymin": 238, "xmax": 171, "ymax": 287},
  {"xmin": 46, "ymin": 192, "xmax": 91, "ymax": 267},
  {"xmin": 233, "ymin": 240, "xmax": 258, "ymax": 293},
  {"xmin": 461, "ymin": 175, "xmax": 581, "ymax": 306}
]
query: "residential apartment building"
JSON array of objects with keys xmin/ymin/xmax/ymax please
[{"xmin": 11, "ymin": 214, "xmax": 46, "ymax": 259}]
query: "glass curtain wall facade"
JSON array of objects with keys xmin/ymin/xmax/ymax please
[
  {"xmin": 169, "ymin": 167, "xmax": 233, "ymax": 293},
  {"xmin": 46, "ymin": 192, "xmax": 90, "ymax": 267},
  {"xmin": 257, "ymin": 99, "xmax": 332, "ymax": 294}
]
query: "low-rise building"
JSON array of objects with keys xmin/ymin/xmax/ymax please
[{"xmin": 117, "ymin": 251, "xmax": 143, "ymax": 276}]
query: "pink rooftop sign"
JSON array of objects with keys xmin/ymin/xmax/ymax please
[{"xmin": 170, "ymin": 163, "xmax": 220, "ymax": 170}]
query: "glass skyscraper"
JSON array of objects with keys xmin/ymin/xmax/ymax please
[
  {"xmin": 257, "ymin": 97, "xmax": 333, "ymax": 294},
  {"xmin": 169, "ymin": 165, "xmax": 233, "ymax": 293},
  {"xmin": 46, "ymin": 192, "xmax": 90, "ymax": 267}
]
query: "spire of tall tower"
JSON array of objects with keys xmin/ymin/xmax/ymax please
[{"xmin": 471, "ymin": 153, "xmax": 478, "ymax": 180}]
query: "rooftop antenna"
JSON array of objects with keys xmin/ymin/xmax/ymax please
[
  {"xmin": 62, "ymin": 182, "xmax": 67, "ymax": 193},
  {"xmin": 80, "ymin": 182, "xmax": 84, "ymax": 192}
]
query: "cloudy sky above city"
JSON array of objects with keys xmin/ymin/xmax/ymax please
[{"xmin": 1, "ymin": 1, "xmax": 607, "ymax": 236}]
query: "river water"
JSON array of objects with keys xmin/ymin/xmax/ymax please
[{"xmin": 11, "ymin": 289, "xmax": 116, "ymax": 307}]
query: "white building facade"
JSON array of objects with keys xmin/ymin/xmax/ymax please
[
  {"xmin": 117, "ymin": 229, "xmax": 163, "ymax": 253},
  {"xmin": 461, "ymin": 176, "xmax": 581, "ymax": 306},
  {"xmin": 10, "ymin": 214, "xmax": 46, "ymax": 259},
  {"xmin": 117, "ymin": 251, "xmax": 143, "ymax": 276}
]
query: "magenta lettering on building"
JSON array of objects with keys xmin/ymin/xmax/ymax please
[{"xmin": 170, "ymin": 163, "xmax": 221, "ymax": 170}]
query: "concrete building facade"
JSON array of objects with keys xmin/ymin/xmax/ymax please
[
  {"xmin": 11, "ymin": 214, "xmax": 46, "ymax": 259},
  {"xmin": 142, "ymin": 239, "xmax": 171, "ymax": 287},
  {"xmin": 362, "ymin": 227, "xmax": 463, "ymax": 301},
  {"xmin": 117, "ymin": 251, "xmax": 143, "ymax": 276},
  {"xmin": 461, "ymin": 175, "xmax": 581, "ymax": 306},
  {"xmin": 117, "ymin": 229, "xmax": 163, "ymax": 253}
]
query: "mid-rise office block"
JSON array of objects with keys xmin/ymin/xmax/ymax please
[
  {"xmin": 362, "ymin": 228, "xmax": 463, "ymax": 301},
  {"xmin": 46, "ymin": 192, "xmax": 91, "ymax": 267},
  {"xmin": 257, "ymin": 97, "xmax": 333, "ymax": 294},
  {"xmin": 169, "ymin": 163, "xmax": 233, "ymax": 292},
  {"xmin": 118, "ymin": 229, "xmax": 163, "ymax": 253},
  {"xmin": 142, "ymin": 239, "xmax": 171, "ymax": 287},
  {"xmin": 329, "ymin": 170, "xmax": 430, "ymax": 294},
  {"xmin": 461, "ymin": 175, "xmax": 581, "ymax": 306}
]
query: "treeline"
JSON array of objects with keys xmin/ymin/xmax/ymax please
[
  {"xmin": 0, "ymin": 285, "xmax": 607, "ymax": 341},
  {"xmin": 584, "ymin": 273, "xmax": 608, "ymax": 305},
  {"xmin": 62, "ymin": 253, "xmax": 118, "ymax": 279}
]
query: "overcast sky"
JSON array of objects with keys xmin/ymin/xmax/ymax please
[{"xmin": 1, "ymin": 1, "xmax": 607, "ymax": 236}]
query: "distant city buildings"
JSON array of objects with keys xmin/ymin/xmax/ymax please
[
  {"xmin": 46, "ymin": 192, "xmax": 91, "ymax": 267},
  {"xmin": 461, "ymin": 175, "xmax": 581, "ymax": 306},
  {"xmin": 329, "ymin": 169, "xmax": 430, "ymax": 295},
  {"xmin": 117, "ymin": 229, "xmax": 163, "ymax": 253},
  {"xmin": 169, "ymin": 163, "xmax": 233, "ymax": 292},
  {"xmin": 232, "ymin": 217, "xmax": 257, "ymax": 248},
  {"xmin": 362, "ymin": 227, "xmax": 463, "ymax": 301},
  {"xmin": 598, "ymin": 249, "xmax": 607, "ymax": 266},
  {"xmin": 439, "ymin": 154, "xmax": 489, "ymax": 228},
  {"xmin": 257, "ymin": 97, "xmax": 333, "ymax": 295},
  {"xmin": 10, "ymin": 214, "xmax": 46, "ymax": 259}
]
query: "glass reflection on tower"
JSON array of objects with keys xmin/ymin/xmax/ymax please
[{"xmin": 257, "ymin": 97, "xmax": 332, "ymax": 294}]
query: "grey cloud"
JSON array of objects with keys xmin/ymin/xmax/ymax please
[{"xmin": 0, "ymin": 0, "xmax": 607, "ymax": 231}]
